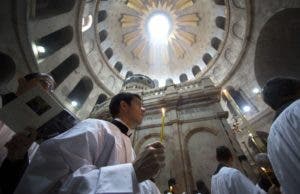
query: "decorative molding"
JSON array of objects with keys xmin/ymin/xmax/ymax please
[
  {"xmin": 232, "ymin": 21, "xmax": 244, "ymax": 40},
  {"xmin": 232, "ymin": 0, "xmax": 246, "ymax": 9}
]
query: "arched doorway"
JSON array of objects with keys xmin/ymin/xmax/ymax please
[{"xmin": 255, "ymin": 8, "xmax": 300, "ymax": 87}]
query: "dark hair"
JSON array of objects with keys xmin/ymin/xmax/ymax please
[
  {"xmin": 168, "ymin": 178, "xmax": 176, "ymax": 186},
  {"xmin": 262, "ymin": 77, "xmax": 300, "ymax": 110},
  {"xmin": 24, "ymin": 73, "xmax": 52, "ymax": 81},
  {"xmin": 216, "ymin": 146, "xmax": 232, "ymax": 162},
  {"xmin": 196, "ymin": 180, "xmax": 210, "ymax": 194},
  {"xmin": 24, "ymin": 72, "xmax": 55, "ymax": 90},
  {"xmin": 109, "ymin": 92, "xmax": 141, "ymax": 118}
]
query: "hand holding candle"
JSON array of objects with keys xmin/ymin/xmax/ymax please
[{"xmin": 260, "ymin": 167, "xmax": 274, "ymax": 185}]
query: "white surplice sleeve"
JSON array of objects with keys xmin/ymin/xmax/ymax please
[
  {"xmin": 268, "ymin": 100, "xmax": 300, "ymax": 194},
  {"xmin": 14, "ymin": 119, "xmax": 140, "ymax": 194},
  {"xmin": 230, "ymin": 169, "xmax": 266, "ymax": 194}
]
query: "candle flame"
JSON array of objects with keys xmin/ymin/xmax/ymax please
[
  {"xmin": 248, "ymin": 133, "xmax": 253, "ymax": 137},
  {"xmin": 222, "ymin": 89, "xmax": 227, "ymax": 94},
  {"xmin": 261, "ymin": 167, "xmax": 267, "ymax": 172}
]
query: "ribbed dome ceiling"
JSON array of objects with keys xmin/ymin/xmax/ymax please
[{"xmin": 94, "ymin": 0, "xmax": 227, "ymax": 86}]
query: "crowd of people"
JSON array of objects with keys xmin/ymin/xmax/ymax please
[{"xmin": 0, "ymin": 74, "xmax": 299, "ymax": 194}]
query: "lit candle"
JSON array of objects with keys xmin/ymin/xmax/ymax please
[
  {"xmin": 160, "ymin": 108, "xmax": 165, "ymax": 142},
  {"xmin": 260, "ymin": 167, "xmax": 274, "ymax": 184}
]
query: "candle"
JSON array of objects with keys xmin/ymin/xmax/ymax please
[
  {"xmin": 260, "ymin": 167, "xmax": 274, "ymax": 184},
  {"xmin": 160, "ymin": 108, "xmax": 165, "ymax": 142}
]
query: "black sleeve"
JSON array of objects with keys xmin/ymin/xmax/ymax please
[
  {"xmin": 1, "ymin": 93, "xmax": 17, "ymax": 106},
  {"xmin": 0, "ymin": 154, "xmax": 29, "ymax": 194}
]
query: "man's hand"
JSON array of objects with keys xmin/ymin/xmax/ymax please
[
  {"xmin": 268, "ymin": 185, "xmax": 281, "ymax": 194},
  {"xmin": 133, "ymin": 141, "xmax": 165, "ymax": 182},
  {"xmin": 5, "ymin": 127, "xmax": 37, "ymax": 161}
]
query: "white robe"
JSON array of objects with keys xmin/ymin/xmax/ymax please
[
  {"xmin": 268, "ymin": 99, "xmax": 300, "ymax": 194},
  {"xmin": 15, "ymin": 119, "xmax": 160, "ymax": 194},
  {"xmin": 211, "ymin": 167, "xmax": 266, "ymax": 194}
]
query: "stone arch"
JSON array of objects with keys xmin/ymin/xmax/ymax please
[
  {"xmin": 179, "ymin": 73, "xmax": 188, "ymax": 83},
  {"xmin": 192, "ymin": 65, "xmax": 201, "ymax": 77},
  {"xmin": 223, "ymin": 86, "xmax": 252, "ymax": 114},
  {"xmin": 183, "ymin": 127, "xmax": 219, "ymax": 191},
  {"xmin": 255, "ymin": 8, "xmax": 300, "ymax": 87},
  {"xmin": 67, "ymin": 76, "xmax": 93, "ymax": 108},
  {"xmin": 99, "ymin": 30, "xmax": 108, "ymax": 42},
  {"xmin": 114, "ymin": 61, "xmax": 123, "ymax": 72},
  {"xmin": 104, "ymin": 48, "xmax": 113, "ymax": 60},
  {"xmin": 165, "ymin": 78, "xmax": 174, "ymax": 86},
  {"xmin": 211, "ymin": 37, "xmax": 222, "ymax": 51},
  {"xmin": 202, "ymin": 53, "xmax": 212, "ymax": 65},
  {"xmin": 35, "ymin": 0, "xmax": 75, "ymax": 19},
  {"xmin": 98, "ymin": 10, "xmax": 107, "ymax": 23},
  {"xmin": 215, "ymin": 16, "xmax": 226, "ymax": 30},
  {"xmin": 50, "ymin": 54, "xmax": 79, "ymax": 86},
  {"xmin": 153, "ymin": 79, "xmax": 159, "ymax": 87}
]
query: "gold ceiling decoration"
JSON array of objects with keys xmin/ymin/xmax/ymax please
[{"xmin": 120, "ymin": 0, "xmax": 200, "ymax": 62}]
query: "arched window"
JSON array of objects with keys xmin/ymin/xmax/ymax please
[
  {"xmin": 35, "ymin": 0, "xmax": 75, "ymax": 19},
  {"xmin": 82, "ymin": 15, "xmax": 93, "ymax": 32},
  {"xmin": 153, "ymin": 79, "xmax": 159, "ymax": 88},
  {"xmin": 214, "ymin": 0, "xmax": 225, "ymax": 5},
  {"xmin": 211, "ymin": 37, "xmax": 222, "ymax": 50},
  {"xmin": 165, "ymin": 78, "xmax": 174, "ymax": 86},
  {"xmin": 126, "ymin": 71, "xmax": 133, "ymax": 78},
  {"xmin": 223, "ymin": 86, "xmax": 253, "ymax": 114},
  {"xmin": 99, "ymin": 30, "xmax": 108, "ymax": 42},
  {"xmin": 98, "ymin": 10, "xmax": 107, "ymax": 23},
  {"xmin": 95, "ymin": 94, "xmax": 108, "ymax": 105},
  {"xmin": 203, "ymin": 53, "xmax": 212, "ymax": 65},
  {"xmin": 50, "ymin": 54, "xmax": 79, "ymax": 86},
  {"xmin": 0, "ymin": 52, "xmax": 16, "ymax": 86},
  {"xmin": 179, "ymin": 74, "xmax": 188, "ymax": 83},
  {"xmin": 216, "ymin": 16, "xmax": 226, "ymax": 30},
  {"xmin": 104, "ymin": 48, "xmax": 113, "ymax": 60},
  {"xmin": 35, "ymin": 26, "xmax": 73, "ymax": 59},
  {"xmin": 114, "ymin": 61, "xmax": 123, "ymax": 72},
  {"xmin": 67, "ymin": 77, "xmax": 93, "ymax": 108},
  {"xmin": 192, "ymin": 65, "xmax": 201, "ymax": 77}
]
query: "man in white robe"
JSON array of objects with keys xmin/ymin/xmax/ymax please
[
  {"xmin": 15, "ymin": 92, "xmax": 165, "ymax": 194},
  {"xmin": 211, "ymin": 146, "xmax": 278, "ymax": 194},
  {"xmin": 262, "ymin": 77, "xmax": 300, "ymax": 194}
]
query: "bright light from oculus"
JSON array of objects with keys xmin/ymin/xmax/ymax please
[
  {"xmin": 147, "ymin": 13, "xmax": 171, "ymax": 43},
  {"xmin": 71, "ymin": 101, "xmax": 78, "ymax": 107},
  {"xmin": 243, "ymin": 105, "xmax": 251, "ymax": 112},
  {"xmin": 252, "ymin": 88, "xmax": 260, "ymax": 94},
  {"xmin": 37, "ymin": 46, "xmax": 46, "ymax": 53}
]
